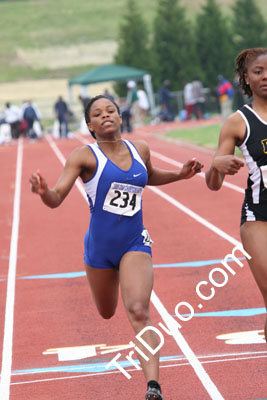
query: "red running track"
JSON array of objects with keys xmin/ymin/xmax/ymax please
[{"xmin": 0, "ymin": 126, "xmax": 266, "ymax": 400}]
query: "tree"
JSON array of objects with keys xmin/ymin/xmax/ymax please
[
  {"xmin": 194, "ymin": 0, "xmax": 235, "ymax": 88},
  {"xmin": 232, "ymin": 0, "xmax": 267, "ymax": 54},
  {"xmin": 113, "ymin": 0, "xmax": 151, "ymax": 96},
  {"xmin": 151, "ymin": 0, "xmax": 198, "ymax": 91}
]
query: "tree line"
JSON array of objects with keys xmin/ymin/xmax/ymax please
[{"xmin": 113, "ymin": 0, "xmax": 267, "ymax": 95}]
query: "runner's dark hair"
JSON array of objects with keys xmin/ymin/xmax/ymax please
[{"xmin": 235, "ymin": 48, "xmax": 267, "ymax": 98}]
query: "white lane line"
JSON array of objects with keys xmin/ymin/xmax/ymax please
[
  {"xmin": 9, "ymin": 352, "xmax": 267, "ymax": 386},
  {"xmin": 146, "ymin": 185, "xmax": 243, "ymax": 399},
  {"xmin": 148, "ymin": 186, "xmax": 241, "ymax": 247},
  {"xmin": 11, "ymin": 349, "xmax": 267, "ymax": 378},
  {"xmin": 0, "ymin": 138, "xmax": 23, "ymax": 400},
  {"xmin": 151, "ymin": 291, "xmax": 224, "ymax": 399},
  {"xmin": 46, "ymin": 135, "xmax": 224, "ymax": 399},
  {"xmin": 45, "ymin": 135, "xmax": 87, "ymax": 201},
  {"xmin": 9, "ymin": 353, "xmax": 267, "ymax": 387}
]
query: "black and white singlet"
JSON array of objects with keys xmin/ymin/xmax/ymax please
[{"xmin": 238, "ymin": 104, "xmax": 267, "ymax": 223}]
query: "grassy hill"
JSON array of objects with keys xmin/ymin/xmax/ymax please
[{"xmin": 0, "ymin": 0, "xmax": 266, "ymax": 83}]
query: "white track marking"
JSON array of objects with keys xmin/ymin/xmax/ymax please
[
  {"xmin": 151, "ymin": 291, "xmax": 224, "ymax": 399},
  {"xmin": 45, "ymin": 135, "xmax": 87, "ymax": 201},
  {"xmin": 46, "ymin": 135, "xmax": 224, "ymax": 399},
  {"xmin": 11, "ymin": 349, "xmax": 267, "ymax": 377},
  {"xmin": 148, "ymin": 186, "xmax": 241, "ymax": 247},
  {"xmin": 0, "ymin": 138, "xmax": 23, "ymax": 400},
  {"xmin": 10, "ymin": 353, "xmax": 267, "ymax": 386}
]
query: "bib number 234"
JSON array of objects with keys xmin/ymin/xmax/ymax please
[{"xmin": 103, "ymin": 182, "xmax": 143, "ymax": 216}]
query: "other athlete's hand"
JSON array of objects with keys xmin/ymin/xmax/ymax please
[{"xmin": 213, "ymin": 155, "xmax": 244, "ymax": 175}]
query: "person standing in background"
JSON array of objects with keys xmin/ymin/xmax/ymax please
[
  {"xmin": 232, "ymin": 76, "xmax": 246, "ymax": 110},
  {"xmin": 217, "ymin": 75, "xmax": 234, "ymax": 121},
  {"xmin": 54, "ymin": 96, "xmax": 70, "ymax": 138},
  {"xmin": 192, "ymin": 78, "xmax": 206, "ymax": 119},
  {"xmin": 137, "ymin": 84, "xmax": 149, "ymax": 125},
  {"xmin": 158, "ymin": 80, "xmax": 175, "ymax": 122},
  {"xmin": 3, "ymin": 102, "xmax": 21, "ymax": 139},
  {"xmin": 21, "ymin": 99, "xmax": 42, "ymax": 138},
  {"xmin": 183, "ymin": 81, "xmax": 195, "ymax": 120},
  {"xmin": 126, "ymin": 81, "xmax": 140, "ymax": 128},
  {"xmin": 103, "ymin": 89, "xmax": 115, "ymax": 101},
  {"xmin": 78, "ymin": 95, "xmax": 91, "ymax": 111}
]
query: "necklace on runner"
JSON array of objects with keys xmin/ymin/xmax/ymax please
[{"xmin": 96, "ymin": 139, "xmax": 123, "ymax": 144}]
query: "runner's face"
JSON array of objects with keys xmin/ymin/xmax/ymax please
[
  {"xmin": 88, "ymin": 98, "xmax": 121, "ymax": 137},
  {"xmin": 245, "ymin": 54, "xmax": 267, "ymax": 99}
]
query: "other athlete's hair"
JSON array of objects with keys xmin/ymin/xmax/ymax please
[
  {"xmin": 235, "ymin": 47, "xmax": 267, "ymax": 98},
  {"xmin": 84, "ymin": 95, "xmax": 120, "ymax": 139}
]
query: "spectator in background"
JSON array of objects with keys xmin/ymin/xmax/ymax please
[
  {"xmin": 183, "ymin": 81, "xmax": 195, "ymax": 120},
  {"xmin": 119, "ymin": 97, "xmax": 132, "ymax": 133},
  {"xmin": 126, "ymin": 81, "xmax": 139, "ymax": 127},
  {"xmin": 217, "ymin": 75, "xmax": 234, "ymax": 121},
  {"xmin": 137, "ymin": 84, "xmax": 149, "ymax": 125},
  {"xmin": 78, "ymin": 95, "xmax": 91, "ymax": 134},
  {"xmin": 78, "ymin": 95, "xmax": 90, "ymax": 111},
  {"xmin": 192, "ymin": 78, "xmax": 206, "ymax": 119},
  {"xmin": 3, "ymin": 102, "xmax": 21, "ymax": 139},
  {"xmin": 232, "ymin": 76, "xmax": 246, "ymax": 110},
  {"xmin": 54, "ymin": 96, "xmax": 70, "ymax": 138},
  {"xmin": 158, "ymin": 80, "xmax": 175, "ymax": 121},
  {"xmin": 21, "ymin": 100, "xmax": 42, "ymax": 138},
  {"xmin": 103, "ymin": 89, "xmax": 115, "ymax": 101}
]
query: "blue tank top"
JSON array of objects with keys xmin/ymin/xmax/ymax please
[{"xmin": 83, "ymin": 140, "xmax": 148, "ymax": 247}]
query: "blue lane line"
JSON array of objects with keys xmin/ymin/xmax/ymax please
[
  {"xmin": 20, "ymin": 272, "xmax": 86, "ymax": 280},
  {"xmin": 172, "ymin": 307, "xmax": 267, "ymax": 318},
  {"xmin": 13, "ymin": 354, "xmax": 183, "ymax": 375},
  {"xmin": 0, "ymin": 257, "xmax": 246, "ymax": 281},
  {"xmin": 154, "ymin": 257, "xmax": 245, "ymax": 268}
]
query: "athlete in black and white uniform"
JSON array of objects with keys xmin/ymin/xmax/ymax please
[
  {"xmin": 238, "ymin": 104, "xmax": 267, "ymax": 223},
  {"xmin": 205, "ymin": 47, "xmax": 267, "ymax": 343}
]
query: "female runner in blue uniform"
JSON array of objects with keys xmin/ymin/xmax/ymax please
[
  {"xmin": 30, "ymin": 95, "xmax": 203, "ymax": 399},
  {"xmin": 205, "ymin": 48, "xmax": 267, "ymax": 343}
]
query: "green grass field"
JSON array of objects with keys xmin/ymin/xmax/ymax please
[
  {"xmin": 0, "ymin": 0, "xmax": 156, "ymax": 82},
  {"xmin": 166, "ymin": 122, "xmax": 242, "ymax": 155},
  {"xmin": 0, "ymin": 0, "xmax": 266, "ymax": 83},
  {"xmin": 167, "ymin": 123, "xmax": 221, "ymax": 148}
]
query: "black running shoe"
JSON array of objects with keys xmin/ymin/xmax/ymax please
[{"xmin": 145, "ymin": 381, "xmax": 164, "ymax": 400}]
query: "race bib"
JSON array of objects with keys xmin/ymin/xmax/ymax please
[
  {"xmin": 260, "ymin": 165, "xmax": 267, "ymax": 188},
  {"xmin": 103, "ymin": 182, "xmax": 143, "ymax": 216}
]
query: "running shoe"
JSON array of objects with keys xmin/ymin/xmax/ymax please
[{"xmin": 145, "ymin": 381, "xmax": 164, "ymax": 400}]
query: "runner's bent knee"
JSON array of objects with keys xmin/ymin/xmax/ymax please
[{"xmin": 126, "ymin": 301, "xmax": 150, "ymax": 323}]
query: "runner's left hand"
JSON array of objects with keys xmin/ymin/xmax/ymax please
[{"xmin": 179, "ymin": 158, "xmax": 204, "ymax": 179}]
